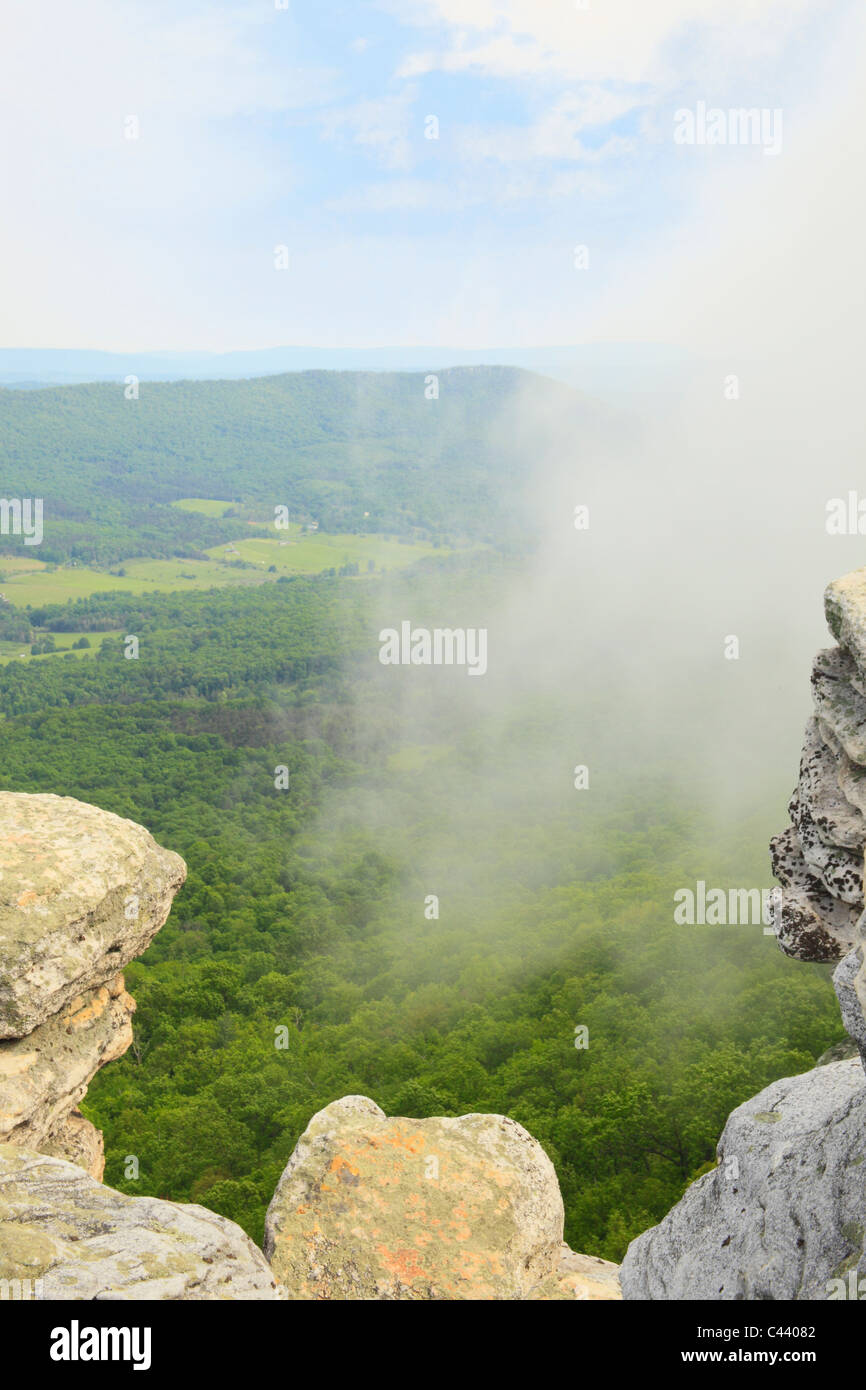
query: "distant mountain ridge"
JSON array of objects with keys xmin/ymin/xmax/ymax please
[{"xmin": 0, "ymin": 343, "xmax": 695, "ymax": 407}]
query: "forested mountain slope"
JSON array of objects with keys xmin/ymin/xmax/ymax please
[{"xmin": 0, "ymin": 367, "xmax": 592, "ymax": 563}]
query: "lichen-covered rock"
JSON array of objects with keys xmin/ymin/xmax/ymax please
[
  {"xmin": 0, "ymin": 975, "xmax": 133, "ymax": 1148},
  {"xmin": 769, "ymin": 826, "xmax": 859, "ymax": 960},
  {"xmin": 0, "ymin": 792, "xmax": 186, "ymax": 1038},
  {"xmin": 796, "ymin": 718, "xmax": 866, "ymax": 850},
  {"xmin": 788, "ymin": 794, "xmax": 864, "ymax": 903},
  {"xmin": 621, "ymin": 1059, "xmax": 866, "ymax": 1301},
  {"xmin": 822, "ymin": 720, "xmax": 866, "ymax": 818},
  {"xmin": 0, "ymin": 1145, "xmax": 285, "ymax": 1300},
  {"xmin": 811, "ymin": 647, "xmax": 866, "ymax": 767},
  {"xmin": 40, "ymin": 1109, "xmax": 105, "ymax": 1181},
  {"xmin": 263, "ymin": 1095, "xmax": 568, "ymax": 1300}
]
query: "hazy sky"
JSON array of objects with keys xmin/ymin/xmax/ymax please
[{"xmin": 0, "ymin": 0, "xmax": 860, "ymax": 350}]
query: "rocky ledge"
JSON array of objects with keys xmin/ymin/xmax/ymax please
[
  {"xmin": 0, "ymin": 791, "xmax": 185, "ymax": 1037},
  {"xmin": 0, "ymin": 1145, "xmax": 284, "ymax": 1300},
  {"xmin": 0, "ymin": 792, "xmax": 184, "ymax": 1178}
]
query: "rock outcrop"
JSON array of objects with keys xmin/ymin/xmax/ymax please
[
  {"xmin": 0, "ymin": 976, "xmax": 134, "ymax": 1149},
  {"xmin": 264, "ymin": 1094, "xmax": 621, "ymax": 1300},
  {"xmin": 0, "ymin": 1145, "xmax": 284, "ymax": 1300},
  {"xmin": 0, "ymin": 792, "xmax": 185, "ymax": 1175},
  {"xmin": 621, "ymin": 1058, "xmax": 866, "ymax": 1301},
  {"xmin": 0, "ymin": 791, "xmax": 185, "ymax": 1037},
  {"xmin": 620, "ymin": 566, "xmax": 866, "ymax": 1302},
  {"xmin": 769, "ymin": 570, "xmax": 866, "ymax": 1063}
]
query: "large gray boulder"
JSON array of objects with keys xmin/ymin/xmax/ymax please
[
  {"xmin": 621, "ymin": 1059, "xmax": 866, "ymax": 1300},
  {"xmin": 0, "ymin": 792, "xmax": 186, "ymax": 1038},
  {"xmin": 0, "ymin": 1145, "xmax": 285, "ymax": 1300}
]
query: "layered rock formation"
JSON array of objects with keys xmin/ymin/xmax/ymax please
[
  {"xmin": 0, "ymin": 792, "xmax": 185, "ymax": 1177},
  {"xmin": 264, "ymin": 1094, "xmax": 621, "ymax": 1300},
  {"xmin": 768, "ymin": 570, "xmax": 866, "ymax": 1063}
]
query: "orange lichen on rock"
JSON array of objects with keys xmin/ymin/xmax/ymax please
[{"xmin": 263, "ymin": 1094, "xmax": 621, "ymax": 1300}]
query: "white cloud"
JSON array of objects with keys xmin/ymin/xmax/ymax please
[
  {"xmin": 395, "ymin": 0, "xmax": 828, "ymax": 85},
  {"xmin": 458, "ymin": 93, "xmax": 637, "ymax": 164}
]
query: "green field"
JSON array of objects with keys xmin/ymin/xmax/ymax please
[
  {"xmin": 172, "ymin": 498, "xmax": 236, "ymax": 518},
  {"xmin": 204, "ymin": 530, "xmax": 444, "ymax": 573},
  {"xmin": 0, "ymin": 529, "xmax": 446, "ymax": 607},
  {"xmin": 0, "ymin": 630, "xmax": 122, "ymax": 664}
]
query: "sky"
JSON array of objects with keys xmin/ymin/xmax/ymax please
[{"xmin": 0, "ymin": 0, "xmax": 862, "ymax": 351}]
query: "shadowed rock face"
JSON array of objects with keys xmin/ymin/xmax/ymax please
[
  {"xmin": 263, "ymin": 1094, "xmax": 621, "ymax": 1301},
  {"xmin": 39, "ymin": 1110, "xmax": 104, "ymax": 1182},
  {"xmin": 621, "ymin": 1059, "xmax": 866, "ymax": 1301},
  {"xmin": 0, "ymin": 791, "xmax": 186, "ymax": 1038},
  {"xmin": 0, "ymin": 1146, "xmax": 285, "ymax": 1300}
]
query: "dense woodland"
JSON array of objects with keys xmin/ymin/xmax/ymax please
[
  {"xmin": 0, "ymin": 562, "xmax": 840, "ymax": 1258},
  {"xmin": 0, "ymin": 371, "xmax": 843, "ymax": 1259}
]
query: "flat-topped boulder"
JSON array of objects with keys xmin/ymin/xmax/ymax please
[
  {"xmin": 264, "ymin": 1094, "xmax": 591, "ymax": 1300},
  {"xmin": 0, "ymin": 975, "xmax": 133, "ymax": 1148},
  {"xmin": 0, "ymin": 1145, "xmax": 285, "ymax": 1300},
  {"xmin": 0, "ymin": 792, "xmax": 185, "ymax": 1038}
]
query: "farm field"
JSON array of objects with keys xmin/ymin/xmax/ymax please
[
  {"xmin": 0, "ymin": 629, "xmax": 123, "ymax": 664},
  {"xmin": 0, "ymin": 525, "xmax": 446, "ymax": 607}
]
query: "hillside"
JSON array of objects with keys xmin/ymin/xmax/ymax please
[{"xmin": 0, "ymin": 367, "xmax": 591, "ymax": 564}]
